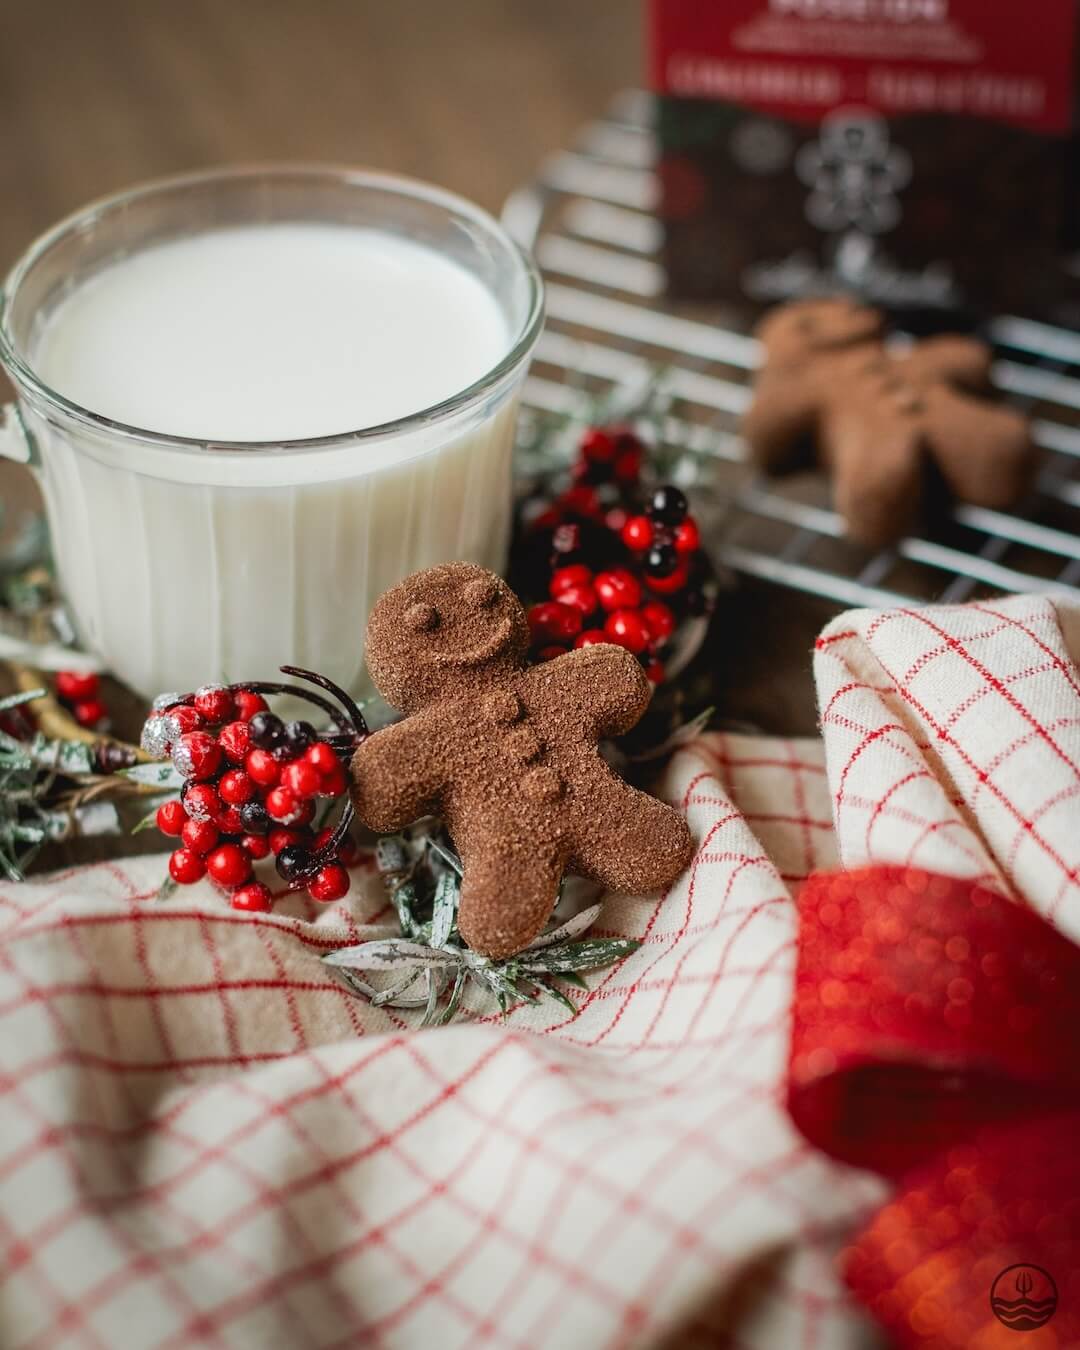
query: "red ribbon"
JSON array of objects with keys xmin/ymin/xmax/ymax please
[{"xmin": 788, "ymin": 866, "xmax": 1080, "ymax": 1348}]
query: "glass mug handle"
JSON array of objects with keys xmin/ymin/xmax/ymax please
[{"xmin": 0, "ymin": 403, "xmax": 37, "ymax": 466}]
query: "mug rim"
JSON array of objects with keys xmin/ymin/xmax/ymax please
[{"xmin": 0, "ymin": 164, "xmax": 545, "ymax": 454}]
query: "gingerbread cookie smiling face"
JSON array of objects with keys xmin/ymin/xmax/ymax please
[{"xmin": 352, "ymin": 562, "xmax": 694, "ymax": 959}]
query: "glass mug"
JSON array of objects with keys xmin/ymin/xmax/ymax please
[{"xmin": 0, "ymin": 167, "xmax": 544, "ymax": 701}]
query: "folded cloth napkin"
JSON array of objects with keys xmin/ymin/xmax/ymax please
[{"xmin": 0, "ymin": 593, "xmax": 1075, "ymax": 1349}]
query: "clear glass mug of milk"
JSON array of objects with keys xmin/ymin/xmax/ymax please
[{"xmin": 0, "ymin": 167, "xmax": 544, "ymax": 701}]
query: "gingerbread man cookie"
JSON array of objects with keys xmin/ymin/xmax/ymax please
[
  {"xmin": 742, "ymin": 298, "xmax": 1037, "ymax": 548},
  {"xmin": 350, "ymin": 563, "xmax": 694, "ymax": 959}
]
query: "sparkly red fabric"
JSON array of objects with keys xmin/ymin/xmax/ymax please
[{"xmin": 788, "ymin": 866, "xmax": 1080, "ymax": 1349}]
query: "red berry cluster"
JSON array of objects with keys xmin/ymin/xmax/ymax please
[
  {"xmin": 142, "ymin": 683, "xmax": 355, "ymax": 912},
  {"xmin": 54, "ymin": 669, "xmax": 108, "ymax": 730},
  {"xmin": 522, "ymin": 426, "xmax": 707, "ymax": 683}
]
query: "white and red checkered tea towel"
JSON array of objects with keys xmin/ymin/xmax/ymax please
[{"xmin": 1, "ymin": 593, "xmax": 1077, "ymax": 1349}]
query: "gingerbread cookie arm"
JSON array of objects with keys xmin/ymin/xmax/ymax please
[
  {"xmin": 569, "ymin": 772, "xmax": 693, "ymax": 895},
  {"xmin": 531, "ymin": 644, "xmax": 652, "ymax": 740},
  {"xmin": 820, "ymin": 400, "xmax": 926, "ymax": 549},
  {"xmin": 900, "ymin": 336, "xmax": 992, "ymax": 393},
  {"xmin": 923, "ymin": 386, "xmax": 1037, "ymax": 509},
  {"xmin": 350, "ymin": 714, "xmax": 449, "ymax": 833},
  {"xmin": 456, "ymin": 834, "xmax": 565, "ymax": 960},
  {"xmin": 742, "ymin": 367, "xmax": 821, "ymax": 471}
]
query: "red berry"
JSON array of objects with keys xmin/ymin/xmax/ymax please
[
  {"xmin": 218, "ymin": 769, "xmax": 256, "ymax": 805},
  {"xmin": 641, "ymin": 600, "xmax": 676, "ymax": 644},
  {"xmin": 531, "ymin": 506, "xmax": 562, "ymax": 532},
  {"xmin": 183, "ymin": 783, "xmax": 221, "ymax": 822},
  {"xmin": 181, "ymin": 818, "xmax": 220, "ymax": 856},
  {"xmin": 314, "ymin": 827, "xmax": 358, "ymax": 863},
  {"xmin": 218, "ymin": 720, "xmax": 252, "ymax": 764},
  {"xmin": 319, "ymin": 764, "xmax": 348, "ymax": 798},
  {"xmin": 549, "ymin": 564, "xmax": 592, "ymax": 597},
  {"xmin": 604, "ymin": 609, "xmax": 651, "ymax": 654},
  {"xmin": 674, "ymin": 518, "xmax": 701, "ymax": 554},
  {"xmin": 295, "ymin": 798, "xmax": 316, "ymax": 827},
  {"xmin": 574, "ymin": 630, "xmax": 611, "ymax": 649},
  {"xmin": 528, "ymin": 601, "xmax": 582, "ymax": 643},
  {"xmin": 55, "ymin": 670, "xmax": 100, "ymax": 703},
  {"xmin": 265, "ymin": 787, "xmax": 301, "ymax": 822},
  {"xmin": 645, "ymin": 561, "xmax": 690, "ymax": 594},
  {"xmin": 246, "ymin": 748, "xmax": 281, "ymax": 787},
  {"xmin": 233, "ymin": 689, "xmax": 269, "ymax": 722},
  {"xmin": 194, "ymin": 685, "xmax": 236, "ymax": 724},
  {"xmin": 308, "ymin": 864, "xmax": 350, "ymax": 903},
  {"xmin": 231, "ymin": 882, "xmax": 273, "ymax": 912},
  {"xmin": 156, "ymin": 800, "xmax": 186, "ymax": 837},
  {"xmin": 282, "ymin": 760, "xmax": 321, "ymax": 800},
  {"xmin": 73, "ymin": 698, "xmax": 108, "ymax": 728},
  {"xmin": 605, "ymin": 506, "xmax": 629, "ymax": 534},
  {"xmin": 594, "ymin": 569, "xmax": 642, "ymax": 612},
  {"xmin": 537, "ymin": 644, "xmax": 568, "ymax": 662},
  {"xmin": 269, "ymin": 827, "xmax": 305, "ymax": 854},
  {"xmin": 206, "ymin": 844, "xmax": 251, "ymax": 888},
  {"xmin": 614, "ymin": 446, "xmax": 642, "ymax": 483},
  {"xmin": 644, "ymin": 659, "xmax": 666, "ymax": 685},
  {"xmin": 241, "ymin": 834, "xmax": 271, "ymax": 860},
  {"xmin": 555, "ymin": 584, "xmax": 598, "ymax": 618},
  {"xmin": 621, "ymin": 515, "xmax": 654, "ymax": 551},
  {"xmin": 168, "ymin": 705, "xmax": 204, "ymax": 734},
  {"xmin": 304, "ymin": 741, "xmax": 339, "ymax": 775},
  {"xmin": 169, "ymin": 848, "xmax": 205, "ymax": 885},
  {"xmin": 218, "ymin": 805, "xmax": 245, "ymax": 835},
  {"xmin": 558, "ymin": 485, "xmax": 601, "ymax": 518},
  {"xmin": 173, "ymin": 730, "xmax": 221, "ymax": 781},
  {"xmin": 579, "ymin": 427, "xmax": 616, "ymax": 463}
]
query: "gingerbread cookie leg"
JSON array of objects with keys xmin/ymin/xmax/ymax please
[
  {"xmin": 820, "ymin": 402, "xmax": 926, "ymax": 549},
  {"xmin": 924, "ymin": 388, "xmax": 1037, "ymax": 509},
  {"xmin": 742, "ymin": 369, "xmax": 821, "ymax": 472},
  {"xmin": 456, "ymin": 835, "xmax": 566, "ymax": 960}
]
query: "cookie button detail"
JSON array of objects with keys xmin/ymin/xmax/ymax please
[
  {"xmin": 482, "ymin": 689, "xmax": 523, "ymax": 725},
  {"xmin": 521, "ymin": 767, "xmax": 562, "ymax": 801},
  {"xmin": 505, "ymin": 726, "xmax": 543, "ymax": 764}
]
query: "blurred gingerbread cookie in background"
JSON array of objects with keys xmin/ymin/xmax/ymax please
[{"xmin": 741, "ymin": 298, "xmax": 1038, "ymax": 549}]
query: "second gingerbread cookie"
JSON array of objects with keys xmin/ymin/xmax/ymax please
[{"xmin": 350, "ymin": 562, "xmax": 695, "ymax": 959}]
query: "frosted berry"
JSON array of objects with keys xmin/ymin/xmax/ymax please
[
  {"xmin": 554, "ymin": 584, "xmax": 598, "ymax": 618},
  {"xmin": 168, "ymin": 705, "xmax": 204, "ymax": 735},
  {"xmin": 282, "ymin": 760, "xmax": 321, "ymax": 800},
  {"xmin": 172, "ymin": 731, "xmax": 221, "ymax": 781},
  {"xmin": 206, "ymin": 844, "xmax": 251, "ymax": 888},
  {"xmin": 156, "ymin": 800, "xmax": 186, "ymax": 837},
  {"xmin": 604, "ymin": 609, "xmax": 650, "ymax": 654},
  {"xmin": 239, "ymin": 800, "xmax": 270, "ymax": 835},
  {"xmin": 265, "ymin": 787, "xmax": 301, "ymax": 823},
  {"xmin": 169, "ymin": 849, "xmax": 205, "ymax": 885},
  {"xmin": 241, "ymin": 834, "xmax": 271, "ymax": 860},
  {"xmin": 246, "ymin": 748, "xmax": 281, "ymax": 787},
  {"xmin": 181, "ymin": 818, "xmax": 219, "ymax": 856},
  {"xmin": 217, "ymin": 720, "xmax": 252, "ymax": 764},
  {"xmin": 218, "ymin": 805, "xmax": 245, "ymax": 835},
  {"xmin": 304, "ymin": 742, "xmax": 339, "ymax": 776},
  {"xmin": 182, "ymin": 782, "xmax": 221, "ymax": 822},
  {"xmin": 574, "ymin": 630, "xmax": 611, "ymax": 649},
  {"xmin": 73, "ymin": 698, "xmax": 108, "ymax": 729},
  {"xmin": 647, "ymin": 485, "xmax": 688, "ymax": 525},
  {"xmin": 579, "ymin": 427, "xmax": 616, "ymax": 463},
  {"xmin": 621, "ymin": 515, "xmax": 654, "ymax": 551},
  {"xmin": 140, "ymin": 715, "xmax": 176, "ymax": 758},
  {"xmin": 308, "ymin": 864, "xmax": 350, "ymax": 903},
  {"xmin": 550, "ymin": 563, "xmax": 592, "ymax": 597},
  {"xmin": 248, "ymin": 711, "xmax": 285, "ymax": 750},
  {"xmin": 194, "ymin": 684, "xmax": 235, "ymax": 723},
  {"xmin": 230, "ymin": 882, "xmax": 272, "ymax": 913},
  {"xmin": 594, "ymin": 569, "xmax": 642, "ymax": 612},
  {"xmin": 218, "ymin": 769, "xmax": 256, "ymax": 806},
  {"xmin": 551, "ymin": 523, "xmax": 580, "ymax": 555},
  {"xmin": 673, "ymin": 518, "xmax": 700, "ymax": 554},
  {"xmin": 283, "ymin": 720, "xmax": 316, "ymax": 756},
  {"xmin": 528, "ymin": 601, "xmax": 582, "ymax": 644},
  {"xmin": 55, "ymin": 670, "xmax": 100, "ymax": 703},
  {"xmin": 641, "ymin": 600, "xmax": 676, "ymax": 644},
  {"xmin": 605, "ymin": 506, "xmax": 629, "ymax": 533},
  {"xmin": 233, "ymin": 689, "xmax": 268, "ymax": 722},
  {"xmin": 276, "ymin": 844, "xmax": 313, "ymax": 881}
]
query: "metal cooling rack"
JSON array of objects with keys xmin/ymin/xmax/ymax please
[{"xmin": 503, "ymin": 90, "xmax": 1080, "ymax": 610}]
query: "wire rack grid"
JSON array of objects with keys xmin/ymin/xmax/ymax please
[{"xmin": 502, "ymin": 90, "xmax": 1080, "ymax": 612}]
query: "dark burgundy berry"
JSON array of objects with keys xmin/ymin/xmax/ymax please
[
  {"xmin": 239, "ymin": 800, "xmax": 271, "ymax": 835},
  {"xmin": 276, "ymin": 844, "xmax": 314, "ymax": 882},
  {"xmin": 647, "ymin": 486, "xmax": 688, "ymax": 526},
  {"xmin": 248, "ymin": 711, "xmax": 285, "ymax": 750},
  {"xmin": 283, "ymin": 720, "xmax": 316, "ymax": 755},
  {"xmin": 645, "ymin": 543, "xmax": 680, "ymax": 579}
]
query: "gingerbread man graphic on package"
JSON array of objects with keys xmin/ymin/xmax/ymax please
[
  {"xmin": 742, "ymin": 298, "xmax": 1037, "ymax": 548},
  {"xmin": 350, "ymin": 563, "xmax": 694, "ymax": 958}
]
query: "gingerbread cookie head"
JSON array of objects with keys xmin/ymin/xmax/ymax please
[
  {"xmin": 756, "ymin": 297, "xmax": 884, "ymax": 365},
  {"xmin": 365, "ymin": 562, "xmax": 531, "ymax": 713}
]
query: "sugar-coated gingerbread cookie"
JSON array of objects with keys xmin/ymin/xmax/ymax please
[
  {"xmin": 742, "ymin": 298, "xmax": 1037, "ymax": 548},
  {"xmin": 350, "ymin": 562, "xmax": 694, "ymax": 959}
]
